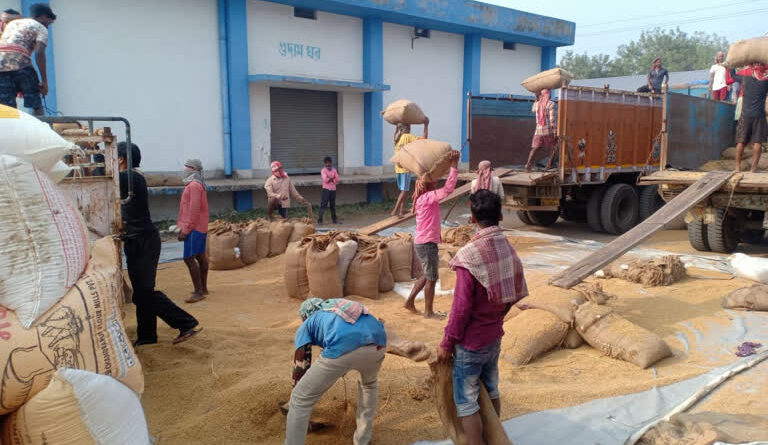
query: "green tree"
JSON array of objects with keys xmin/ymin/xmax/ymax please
[
  {"xmin": 613, "ymin": 28, "xmax": 728, "ymax": 75},
  {"xmin": 559, "ymin": 51, "xmax": 617, "ymax": 79}
]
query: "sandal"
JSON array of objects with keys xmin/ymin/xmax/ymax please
[{"xmin": 173, "ymin": 327, "xmax": 203, "ymax": 345}]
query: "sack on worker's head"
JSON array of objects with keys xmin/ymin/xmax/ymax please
[
  {"xmin": 0, "ymin": 155, "xmax": 89, "ymax": 328},
  {"xmin": 269, "ymin": 219, "xmax": 294, "ymax": 256},
  {"xmin": 521, "ymin": 67, "xmax": 573, "ymax": 93},
  {"xmin": 0, "ymin": 237, "xmax": 143, "ymax": 415},
  {"xmin": 289, "ymin": 218, "xmax": 316, "ymax": 243},
  {"xmin": 284, "ymin": 240, "xmax": 311, "ymax": 299},
  {"xmin": 387, "ymin": 233, "xmax": 413, "ymax": 282},
  {"xmin": 722, "ymin": 285, "xmax": 768, "ymax": 311},
  {"xmin": 603, "ymin": 256, "xmax": 685, "ymax": 286},
  {"xmin": 390, "ymin": 139, "xmax": 453, "ymax": 182},
  {"xmin": 0, "ymin": 106, "xmax": 75, "ymax": 175},
  {"xmin": 381, "ymin": 99, "xmax": 426, "ymax": 125},
  {"xmin": 345, "ymin": 246, "xmax": 381, "ymax": 299},
  {"xmin": 502, "ymin": 308, "xmax": 569, "ymax": 366},
  {"xmin": 240, "ymin": 220, "xmax": 269, "ymax": 265},
  {"xmin": 378, "ymin": 243, "xmax": 395, "ymax": 293},
  {"xmin": 516, "ymin": 287, "xmax": 586, "ymax": 323},
  {"xmin": 575, "ymin": 302, "xmax": 672, "ymax": 368},
  {"xmin": 1, "ymin": 368, "xmax": 151, "ymax": 445},
  {"xmin": 208, "ymin": 228, "xmax": 244, "ymax": 270},
  {"xmin": 726, "ymin": 36, "xmax": 768, "ymax": 67},
  {"xmin": 336, "ymin": 239, "xmax": 358, "ymax": 284},
  {"xmin": 306, "ymin": 236, "xmax": 344, "ymax": 299}
]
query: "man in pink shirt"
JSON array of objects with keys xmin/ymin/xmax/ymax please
[
  {"xmin": 318, "ymin": 156, "xmax": 339, "ymax": 224},
  {"xmin": 178, "ymin": 159, "xmax": 210, "ymax": 303},
  {"xmin": 404, "ymin": 150, "xmax": 460, "ymax": 318},
  {"xmin": 438, "ymin": 189, "xmax": 528, "ymax": 445}
]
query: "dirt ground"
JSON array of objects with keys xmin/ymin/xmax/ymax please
[{"xmin": 125, "ymin": 214, "xmax": 768, "ymax": 445}]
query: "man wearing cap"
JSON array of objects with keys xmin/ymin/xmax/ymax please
[
  {"xmin": 178, "ymin": 159, "xmax": 209, "ymax": 303},
  {"xmin": 264, "ymin": 161, "xmax": 309, "ymax": 220}
]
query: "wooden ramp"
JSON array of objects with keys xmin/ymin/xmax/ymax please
[{"xmin": 549, "ymin": 171, "xmax": 734, "ymax": 289}]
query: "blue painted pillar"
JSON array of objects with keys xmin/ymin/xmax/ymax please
[
  {"xmin": 541, "ymin": 46, "xmax": 557, "ymax": 71},
  {"xmin": 363, "ymin": 17, "xmax": 384, "ymax": 203},
  {"xmin": 21, "ymin": 0, "xmax": 57, "ymax": 114},
  {"xmin": 461, "ymin": 34, "xmax": 481, "ymax": 162},
  {"xmin": 223, "ymin": 0, "xmax": 253, "ymax": 211}
]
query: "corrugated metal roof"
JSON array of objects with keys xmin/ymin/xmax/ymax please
[{"xmin": 571, "ymin": 70, "xmax": 710, "ymax": 91}]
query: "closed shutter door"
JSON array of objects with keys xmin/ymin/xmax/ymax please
[{"xmin": 270, "ymin": 88, "xmax": 338, "ymax": 174}]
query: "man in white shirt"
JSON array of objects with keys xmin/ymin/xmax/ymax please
[{"xmin": 709, "ymin": 51, "xmax": 728, "ymax": 102}]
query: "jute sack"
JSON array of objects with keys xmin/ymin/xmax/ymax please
[
  {"xmin": 284, "ymin": 241, "xmax": 311, "ymax": 299},
  {"xmin": 1, "ymin": 369, "xmax": 151, "ymax": 445},
  {"xmin": 336, "ymin": 239, "xmax": 358, "ymax": 284},
  {"xmin": 0, "ymin": 105, "xmax": 74, "ymax": 175},
  {"xmin": 439, "ymin": 268, "xmax": 456, "ymax": 291},
  {"xmin": 390, "ymin": 139, "xmax": 453, "ymax": 182},
  {"xmin": 430, "ymin": 361, "xmax": 512, "ymax": 445},
  {"xmin": 603, "ymin": 256, "xmax": 685, "ymax": 286},
  {"xmin": 385, "ymin": 328, "xmax": 432, "ymax": 362},
  {"xmin": 378, "ymin": 243, "xmax": 395, "ymax": 293},
  {"xmin": 0, "ymin": 237, "xmax": 143, "ymax": 415},
  {"xmin": 720, "ymin": 146, "xmax": 761, "ymax": 160},
  {"xmin": 563, "ymin": 327, "xmax": 585, "ymax": 349},
  {"xmin": 521, "ymin": 67, "xmax": 573, "ymax": 93},
  {"xmin": 239, "ymin": 220, "xmax": 268, "ymax": 265},
  {"xmin": 269, "ymin": 220, "xmax": 294, "ymax": 256},
  {"xmin": 381, "ymin": 99, "xmax": 426, "ymax": 125},
  {"xmin": 0, "ymin": 155, "xmax": 89, "ymax": 327},
  {"xmin": 387, "ymin": 233, "xmax": 413, "ymax": 282},
  {"xmin": 502, "ymin": 308, "xmax": 569, "ymax": 366},
  {"xmin": 722, "ymin": 285, "xmax": 768, "ymax": 311},
  {"xmin": 726, "ymin": 37, "xmax": 768, "ymax": 67},
  {"xmin": 516, "ymin": 287, "xmax": 586, "ymax": 324},
  {"xmin": 208, "ymin": 229, "xmax": 244, "ymax": 270},
  {"xmin": 306, "ymin": 237, "xmax": 344, "ymax": 299},
  {"xmin": 575, "ymin": 302, "xmax": 672, "ymax": 369},
  {"xmin": 289, "ymin": 218, "xmax": 316, "ymax": 243},
  {"xmin": 345, "ymin": 246, "xmax": 381, "ymax": 299}
]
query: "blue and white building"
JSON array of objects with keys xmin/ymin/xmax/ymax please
[{"xmin": 0, "ymin": 0, "xmax": 574, "ymax": 216}]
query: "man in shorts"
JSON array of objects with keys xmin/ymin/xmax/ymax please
[
  {"xmin": 178, "ymin": 159, "xmax": 210, "ymax": 303},
  {"xmin": 734, "ymin": 63, "xmax": 768, "ymax": 173},
  {"xmin": 0, "ymin": 3, "xmax": 56, "ymax": 115},
  {"xmin": 391, "ymin": 117, "xmax": 429, "ymax": 216}
]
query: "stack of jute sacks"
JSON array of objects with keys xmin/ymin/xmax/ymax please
[
  {"xmin": 0, "ymin": 105, "xmax": 151, "ymax": 444},
  {"xmin": 284, "ymin": 231, "xmax": 416, "ymax": 300},
  {"xmin": 206, "ymin": 217, "xmax": 316, "ymax": 270},
  {"xmin": 384, "ymin": 99, "xmax": 455, "ymax": 182}
]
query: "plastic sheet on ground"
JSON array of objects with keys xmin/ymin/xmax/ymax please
[{"xmin": 392, "ymin": 281, "xmax": 453, "ymax": 301}]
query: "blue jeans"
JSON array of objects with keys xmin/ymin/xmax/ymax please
[{"xmin": 452, "ymin": 338, "xmax": 501, "ymax": 417}]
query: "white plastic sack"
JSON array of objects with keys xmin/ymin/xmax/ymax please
[
  {"xmin": 0, "ymin": 105, "xmax": 74, "ymax": 177},
  {"xmin": 0, "ymin": 155, "xmax": 88, "ymax": 327},
  {"xmin": 730, "ymin": 253, "xmax": 768, "ymax": 284},
  {"xmin": 1, "ymin": 368, "xmax": 151, "ymax": 445},
  {"xmin": 337, "ymin": 239, "xmax": 358, "ymax": 284}
]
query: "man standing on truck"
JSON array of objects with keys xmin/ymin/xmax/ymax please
[
  {"xmin": 0, "ymin": 9, "xmax": 21, "ymax": 36},
  {"xmin": 525, "ymin": 88, "xmax": 557, "ymax": 172},
  {"xmin": 734, "ymin": 63, "xmax": 768, "ymax": 173},
  {"xmin": 708, "ymin": 52, "xmax": 729, "ymax": 101},
  {"xmin": 0, "ymin": 3, "xmax": 55, "ymax": 116},
  {"xmin": 637, "ymin": 57, "xmax": 668, "ymax": 94}
]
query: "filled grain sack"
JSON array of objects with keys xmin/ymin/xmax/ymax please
[
  {"xmin": 722, "ymin": 284, "xmax": 768, "ymax": 311},
  {"xmin": 269, "ymin": 219, "xmax": 294, "ymax": 256},
  {"xmin": 306, "ymin": 237, "xmax": 344, "ymax": 299},
  {"xmin": 430, "ymin": 361, "xmax": 512, "ymax": 445},
  {"xmin": 516, "ymin": 287, "xmax": 586, "ymax": 324},
  {"xmin": 502, "ymin": 308, "xmax": 569, "ymax": 366},
  {"xmin": 439, "ymin": 267, "xmax": 457, "ymax": 291},
  {"xmin": 730, "ymin": 253, "xmax": 768, "ymax": 284},
  {"xmin": 390, "ymin": 139, "xmax": 453, "ymax": 182},
  {"xmin": 0, "ymin": 105, "xmax": 74, "ymax": 175},
  {"xmin": 208, "ymin": 228, "xmax": 244, "ymax": 270},
  {"xmin": 381, "ymin": 99, "xmax": 426, "ymax": 125},
  {"xmin": 563, "ymin": 328, "xmax": 584, "ymax": 349},
  {"xmin": 602, "ymin": 256, "xmax": 685, "ymax": 286},
  {"xmin": 726, "ymin": 36, "xmax": 768, "ymax": 67},
  {"xmin": 0, "ymin": 237, "xmax": 143, "ymax": 415},
  {"xmin": 284, "ymin": 241, "xmax": 311, "ymax": 299},
  {"xmin": 336, "ymin": 239, "xmax": 358, "ymax": 284},
  {"xmin": 385, "ymin": 328, "xmax": 432, "ymax": 362},
  {"xmin": 0, "ymin": 155, "xmax": 89, "ymax": 328},
  {"xmin": 378, "ymin": 243, "xmax": 395, "ymax": 293},
  {"xmin": 575, "ymin": 302, "xmax": 672, "ymax": 368},
  {"xmin": 720, "ymin": 145, "xmax": 761, "ymax": 160},
  {"xmin": 639, "ymin": 412, "xmax": 768, "ymax": 445},
  {"xmin": 345, "ymin": 246, "xmax": 381, "ymax": 299},
  {"xmin": 289, "ymin": 218, "xmax": 315, "ymax": 243},
  {"xmin": 521, "ymin": 67, "xmax": 573, "ymax": 93},
  {"xmin": 239, "ymin": 220, "xmax": 269, "ymax": 265},
  {"xmin": 387, "ymin": 233, "xmax": 413, "ymax": 282},
  {"xmin": 1, "ymin": 368, "xmax": 151, "ymax": 445}
]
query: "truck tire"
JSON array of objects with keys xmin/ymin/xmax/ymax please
[
  {"xmin": 687, "ymin": 219, "xmax": 710, "ymax": 251},
  {"xmin": 560, "ymin": 204, "xmax": 586, "ymax": 222},
  {"xmin": 600, "ymin": 183, "xmax": 640, "ymax": 235},
  {"xmin": 639, "ymin": 185, "xmax": 665, "ymax": 221},
  {"xmin": 527, "ymin": 211, "xmax": 559, "ymax": 226},
  {"xmin": 586, "ymin": 187, "xmax": 606, "ymax": 233},
  {"xmin": 517, "ymin": 211, "xmax": 533, "ymax": 225},
  {"xmin": 707, "ymin": 207, "xmax": 740, "ymax": 253}
]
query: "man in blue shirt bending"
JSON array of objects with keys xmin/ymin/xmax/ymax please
[{"xmin": 285, "ymin": 298, "xmax": 387, "ymax": 445}]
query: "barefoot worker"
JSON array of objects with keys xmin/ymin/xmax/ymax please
[
  {"xmin": 525, "ymin": 88, "xmax": 557, "ymax": 172},
  {"xmin": 285, "ymin": 298, "xmax": 386, "ymax": 445},
  {"xmin": 438, "ymin": 190, "xmax": 528, "ymax": 445},
  {"xmin": 391, "ymin": 118, "xmax": 429, "ymax": 216},
  {"xmin": 404, "ymin": 150, "xmax": 460, "ymax": 319},
  {"xmin": 178, "ymin": 158, "xmax": 209, "ymax": 303}
]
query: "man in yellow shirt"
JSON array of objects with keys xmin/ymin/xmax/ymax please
[{"xmin": 391, "ymin": 117, "xmax": 429, "ymax": 216}]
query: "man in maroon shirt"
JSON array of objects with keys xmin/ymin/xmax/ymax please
[{"xmin": 437, "ymin": 189, "xmax": 528, "ymax": 445}]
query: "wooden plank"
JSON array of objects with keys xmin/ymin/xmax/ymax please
[
  {"xmin": 357, "ymin": 168, "xmax": 513, "ymax": 236},
  {"xmin": 549, "ymin": 171, "xmax": 734, "ymax": 289}
]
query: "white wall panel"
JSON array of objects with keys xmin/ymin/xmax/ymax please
[{"xmin": 480, "ymin": 38, "xmax": 541, "ymax": 96}]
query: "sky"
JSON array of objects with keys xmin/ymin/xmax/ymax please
[{"xmin": 482, "ymin": 0, "xmax": 768, "ymax": 61}]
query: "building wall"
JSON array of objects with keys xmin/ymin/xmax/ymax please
[
  {"xmin": 381, "ymin": 23, "xmax": 464, "ymax": 169},
  {"xmin": 479, "ymin": 38, "xmax": 541, "ymax": 95},
  {"xmin": 249, "ymin": 83, "xmax": 272, "ymax": 173},
  {"xmin": 340, "ymin": 91, "xmax": 364, "ymax": 173},
  {"xmin": 50, "ymin": 0, "xmax": 224, "ymax": 175},
  {"xmin": 0, "ymin": 0, "xmax": 19, "ymax": 12},
  {"xmin": 246, "ymin": 0, "xmax": 363, "ymax": 81}
]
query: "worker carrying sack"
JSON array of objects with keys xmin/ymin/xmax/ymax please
[
  {"xmin": 306, "ymin": 236, "xmax": 344, "ymax": 299},
  {"xmin": 345, "ymin": 246, "xmax": 381, "ymax": 300},
  {"xmin": 502, "ymin": 308, "xmax": 569, "ymax": 366},
  {"xmin": 722, "ymin": 285, "xmax": 768, "ymax": 311},
  {"xmin": 390, "ymin": 139, "xmax": 453, "ymax": 182},
  {"xmin": 387, "ymin": 233, "xmax": 413, "ymax": 282},
  {"xmin": 269, "ymin": 219, "xmax": 294, "ymax": 256},
  {"xmin": 381, "ymin": 99, "xmax": 426, "ymax": 125},
  {"xmin": 0, "ymin": 155, "xmax": 89, "ymax": 328},
  {"xmin": 284, "ymin": 240, "xmax": 311, "ymax": 299},
  {"xmin": 1, "ymin": 369, "xmax": 151, "ymax": 445},
  {"xmin": 521, "ymin": 67, "xmax": 573, "ymax": 93},
  {"xmin": 726, "ymin": 36, "xmax": 768, "ymax": 67}
]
